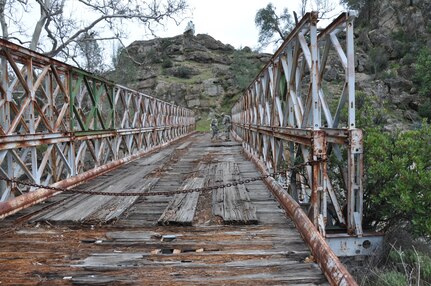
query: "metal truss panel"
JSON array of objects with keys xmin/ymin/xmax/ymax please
[
  {"xmin": 231, "ymin": 11, "xmax": 364, "ymax": 237},
  {"xmin": 0, "ymin": 39, "xmax": 195, "ymax": 204}
]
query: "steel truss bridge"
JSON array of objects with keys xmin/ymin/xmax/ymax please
[{"xmin": 0, "ymin": 11, "xmax": 382, "ymax": 286}]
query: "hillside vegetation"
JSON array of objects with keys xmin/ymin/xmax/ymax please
[{"xmin": 107, "ymin": 31, "xmax": 269, "ymax": 130}]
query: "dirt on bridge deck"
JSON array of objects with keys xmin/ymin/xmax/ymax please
[{"xmin": 0, "ymin": 133, "xmax": 329, "ymax": 285}]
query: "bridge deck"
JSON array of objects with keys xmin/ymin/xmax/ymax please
[{"xmin": 0, "ymin": 133, "xmax": 328, "ymax": 285}]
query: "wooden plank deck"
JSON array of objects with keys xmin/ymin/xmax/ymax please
[{"xmin": 0, "ymin": 133, "xmax": 329, "ymax": 285}]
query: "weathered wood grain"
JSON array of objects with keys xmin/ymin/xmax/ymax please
[
  {"xmin": 211, "ymin": 161, "xmax": 258, "ymax": 224},
  {"xmin": 158, "ymin": 177, "xmax": 205, "ymax": 226},
  {"xmin": 0, "ymin": 133, "xmax": 330, "ymax": 286}
]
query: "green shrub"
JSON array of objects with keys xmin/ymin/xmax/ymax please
[
  {"xmin": 161, "ymin": 55, "xmax": 173, "ymax": 68},
  {"xmin": 172, "ymin": 66, "xmax": 193, "ymax": 79},
  {"xmin": 375, "ymin": 271, "xmax": 408, "ymax": 286},
  {"xmin": 418, "ymin": 98, "xmax": 431, "ymax": 121},
  {"xmin": 363, "ymin": 122, "xmax": 431, "ymax": 237},
  {"xmin": 415, "ymin": 48, "xmax": 431, "ymax": 97},
  {"xmin": 357, "ymin": 94, "xmax": 431, "ymax": 237},
  {"xmin": 195, "ymin": 117, "xmax": 211, "ymax": 132},
  {"xmin": 230, "ymin": 50, "xmax": 263, "ymax": 90},
  {"xmin": 146, "ymin": 48, "xmax": 161, "ymax": 64}
]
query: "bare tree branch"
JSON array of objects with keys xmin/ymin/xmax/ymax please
[{"xmin": 1, "ymin": 0, "xmax": 189, "ymax": 70}]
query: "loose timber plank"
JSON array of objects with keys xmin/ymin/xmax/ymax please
[
  {"xmin": 85, "ymin": 177, "xmax": 159, "ymax": 223},
  {"xmin": 31, "ymin": 149, "xmax": 170, "ymax": 223},
  {"xmin": 158, "ymin": 177, "xmax": 204, "ymax": 226},
  {"xmin": 212, "ymin": 161, "xmax": 257, "ymax": 224}
]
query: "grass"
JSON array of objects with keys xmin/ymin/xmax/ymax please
[
  {"xmin": 160, "ymin": 64, "xmax": 214, "ymax": 85},
  {"xmin": 195, "ymin": 117, "xmax": 211, "ymax": 132}
]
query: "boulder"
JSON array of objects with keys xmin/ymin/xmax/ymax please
[{"xmin": 203, "ymin": 78, "xmax": 224, "ymax": 97}]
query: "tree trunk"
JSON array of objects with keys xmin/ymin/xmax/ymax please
[
  {"xmin": 0, "ymin": 0, "xmax": 9, "ymax": 39},
  {"xmin": 30, "ymin": 0, "xmax": 50, "ymax": 50}
]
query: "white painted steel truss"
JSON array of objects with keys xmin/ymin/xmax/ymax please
[
  {"xmin": 0, "ymin": 39, "xmax": 195, "ymax": 203},
  {"xmin": 232, "ymin": 11, "xmax": 363, "ymax": 236}
]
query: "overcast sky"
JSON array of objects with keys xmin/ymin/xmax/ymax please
[
  {"xmin": 134, "ymin": 0, "xmax": 344, "ymax": 53},
  {"xmin": 16, "ymin": 0, "xmax": 343, "ymax": 66},
  {"xmin": 156, "ymin": 0, "xmax": 299, "ymax": 52}
]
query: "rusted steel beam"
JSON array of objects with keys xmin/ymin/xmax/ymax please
[
  {"xmin": 0, "ymin": 133, "xmax": 71, "ymax": 150},
  {"xmin": 0, "ymin": 131, "xmax": 196, "ymax": 218},
  {"xmin": 238, "ymin": 136, "xmax": 357, "ymax": 286},
  {"xmin": 0, "ymin": 38, "xmax": 195, "ymax": 204},
  {"xmin": 231, "ymin": 10, "xmax": 363, "ymax": 237}
]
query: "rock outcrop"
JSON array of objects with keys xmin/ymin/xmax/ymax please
[
  {"xmin": 107, "ymin": 0, "xmax": 430, "ymax": 130},
  {"xmin": 351, "ymin": 0, "xmax": 431, "ymax": 129},
  {"xmin": 107, "ymin": 32, "xmax": 270, "ymax": 116}
]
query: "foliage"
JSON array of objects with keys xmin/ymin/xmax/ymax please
[
  {"xmin": 195, "ymin": 117, "xmax": 211, "ymax": 132},
  {"xmin": 418, "ymin": 99, "xmax": 431, "ymax": 121},
  {"xmin": 298, "ymin": 0, "xmax": 337, "ymax": 19},
  {"xmin": 365, "ymin": 247, "xmax": 431, "ymax": 286},
  {"xmin": 230, "ymin": 50, "xmax": 263, "ymax": 90},
  {"xmin": 415, "ymin": 48, "xmax": 431, "ymax": 98},
  {"xmin": 254, "ymin": 3, "xmax": 294, "ymax": 48},
  {"xmin": 172, "ymin": 66, "xmax": 193, "ymax": 79},
  {"xmin": 355, "ymin": 93, "xmax": 431, "ymax": 237},
  {"xmin": 161, "ymin": 55, "xmax": 173, "ymax": 68},
  {"xmin": 146, "ymin": 48, "xmax": 162, "ymax": 64},
  {"xmin": 339, "ymin": 0, "xmax": 367, "ymax": 10},
  {"xmin": 360, "ymin": 102, "xmax": 431, "ymax": 237},
  {"xmin": 76, "ymin": 32, "xmax": 104, "ymax": 73},
  {"xmin": 374, "ymin": 270, "xmax": 408, "ymax": 286},
  {"xmin": 388, "ymin": 248, "xmax": 431, "ymax": 283}
]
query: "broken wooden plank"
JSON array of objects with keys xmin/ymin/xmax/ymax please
[
  {"xmin": 30, "ymin": 148, "xmax": 170, "ymax": 223},
  {"xmin": 85, "ymin": 177, "xmax": 160, "ymax": 223},
  {"xmin": 212, "ymin": 161, "xmax": 258, "ymax": 224},
  {"xmin": 157, "ymin": 177, "xmax": 204, "ymax": 226}
]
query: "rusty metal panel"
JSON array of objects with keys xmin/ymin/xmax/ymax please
[
  {"xmin": 0, "ymin": 39, "xmax": 195, "ymax": 205},
  {"xmin": 231, "ymin": 11, "xmax": 363, "ymax": 238}
]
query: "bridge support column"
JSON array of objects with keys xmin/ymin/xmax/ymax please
[
  {"xmin": 310, "ymin": 130, "xmax": 327, "ymax": 233},
  {"xmin": 347, "ymin": 129, "xmax": 364, "ymax": 236}
]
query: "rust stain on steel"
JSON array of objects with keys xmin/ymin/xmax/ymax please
[
  {"xmin": 0, "ymin": 131, "xmax": 196, "ymax": 219},
  {"xmin": 241, "ymin": 142, "xmax": 357, "ymax": 286}
]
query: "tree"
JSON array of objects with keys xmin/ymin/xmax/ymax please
[
  {"xmin": 340, "ymin": 0, "xmax": 377, "ymax": 23},
  {"xmin": 0, "ymin": 0, "xmax": 188, "ymax": 70},
  {"xmin": 298, "ymin": 0, "xmax": 336, "ymax": 19},
  {"xmin": 255, "ymin": 3, "xmax": 294, "ymax": 48},
  {"xmin": 255, "ymin": 1, "xmax": 337, "ymax": 49},
  {"xmin": 76, "ymin": 31, "xmax": 104, "ymax": 73}
]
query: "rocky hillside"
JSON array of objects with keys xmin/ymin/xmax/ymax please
[
  {"xmin": 107, "ymin": 0, "xmax": 430, "ymax": 131},
  {"xmin": 352, "ymin": 0, "xmax": 431, "ymax": 129},
  {"xmin": 107, "ymin": 31, "xmax": 270, "ymax": 123}
]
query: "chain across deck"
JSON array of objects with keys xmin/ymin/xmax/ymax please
[{"xmin": 0, "ymin": 159, "xmax": 323, "ymax": 197}]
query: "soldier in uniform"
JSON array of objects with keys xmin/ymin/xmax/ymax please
[
  {"xmin": 210, "ymin": 117, "xmax": 219, "ymax": 140},
  {"xmin": 222, "ymin": 113, "xmax": 232, "ymax": 141}
]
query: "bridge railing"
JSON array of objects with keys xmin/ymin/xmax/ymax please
[
  {"xmin": 0, "ymin": 39, "xmax": 195, "ymax": 206},
  {"xmin": 231, "ymin": 11, "xmax": 363, "ymax": 236}
]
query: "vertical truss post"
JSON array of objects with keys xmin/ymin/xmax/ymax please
[
  {"xmin": 347, "ymin": 129, "xmax": 364, "ymax": 236},
  {"xmin": 310, "ymin": 12, "xmax": 320, "ymax": 130},
  {"xmin": 310, "ymin": 130, "xmax": 327, "ymax": 230},
  {"xmin": 347, "ymin": 11, "xmax": 357, "ymax": 129}
]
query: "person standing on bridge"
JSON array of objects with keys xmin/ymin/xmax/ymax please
[
  {"xmin": 210, "ymin": 117, "xmax": 219, "ymax": 140},
  {"xmin": 222, "ymin": 113, "xmax": 232, "ymax": 141}
]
